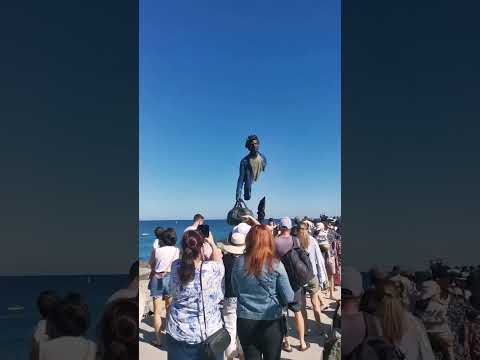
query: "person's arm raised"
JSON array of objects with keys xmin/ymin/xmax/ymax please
[
  {"xmin": 205, "ymin": 233, "xmax": 223, "ymax": 262},
  {"xmin": 242, "ymin": 215, "xmax": 260, "ymax": 226}
]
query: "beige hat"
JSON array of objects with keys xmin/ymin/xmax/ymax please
[{"xmin": 223, "ymin": 232, "xmax": 246, "ymax": 255}]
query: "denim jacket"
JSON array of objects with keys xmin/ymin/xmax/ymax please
[
  {"xmin": 231, "ymin": 255, "xmax": 294, "ymax": 320},
  {"xmin": 235, "ymin": 152, "xmax": 267, "ymax": 201}
]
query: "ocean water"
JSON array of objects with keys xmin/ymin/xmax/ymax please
[
  {"xmin": 139, "ymin": 219, "xmax": 233, "ymax": 261},
  {"xmin": 0, "ymin": 274, "xmax": 127, "ymax": 360}
]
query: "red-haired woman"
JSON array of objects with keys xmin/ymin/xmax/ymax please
[{"xmin": 232, "ymin": 225, "xmax": 294, "ymax": 360}]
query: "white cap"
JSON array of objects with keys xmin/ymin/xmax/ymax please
[
  {"xmin": 280, "ymin": 217, "xmax": 292, "ymax": 229},
  {"xmin": 233, "ymin": 222, "xmax": 251, "ymax": 236},
  {"xmin": 342, "ymin": 267, "xmax": 363, "ymax": 297}
]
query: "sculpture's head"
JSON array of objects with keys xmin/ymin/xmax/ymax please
[{"xmin": 245, "ymin": 135, "xmax": 260, "ymax": 153}]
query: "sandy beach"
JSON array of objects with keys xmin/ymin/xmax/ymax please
[{"xmin": 139, "ymin": 262, "xmax": 339, "ymax": 360}]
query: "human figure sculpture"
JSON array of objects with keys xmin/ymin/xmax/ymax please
[{"xmin": 235, "ymin": 135, "xmax": 267, "ymax": 201}]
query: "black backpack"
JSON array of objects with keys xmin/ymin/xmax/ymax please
[
  {"xmin": 345, "ymin": 313, "xmax": 405, "ymax": 360},
  {"xmin": 280, "ymin": 237, "xmax": 314, "ymax": 291}
]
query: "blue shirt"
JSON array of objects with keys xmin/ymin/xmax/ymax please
[
  {"xmin": 231, "ymin": 256, "xmax": 294, "ymax": 320},
  {"xmin": 236, "ymin": 152, "xmax": 267, "ymax": 201},
  {"xmin": 166, "ymin": 260, "xmax": 225, "ymax": 344}
]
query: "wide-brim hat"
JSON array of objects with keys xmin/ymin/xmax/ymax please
[{"xmin": 223, "ymin": 232, "xmax": 246, "ymax": 255}]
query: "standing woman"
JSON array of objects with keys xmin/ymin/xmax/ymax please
[
  {"xmin": 232, "ymin": 225, "xmax": 294, "ymax": 360},
  {"xmin": 319, "ymin": 234, "xmax": 337, "ymax": 300},
  {"xmin": 297, "ymin": 223, "xmax": 327, "ymax": 334},
  {"xmin": 222, "ymin": 225, "xmax": 250, "ymax": 360},
  {"xmin": 148, "ymin": 228, "xmax": 180, "ymax": 347},
  {"xmin": 166, "ymin": 230, "xmax": 225, "ymax": 360},
  {"xmin": 377, "ymin": 280, "xmax": 435, "ymax": 360}
]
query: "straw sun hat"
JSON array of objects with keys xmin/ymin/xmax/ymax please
[{"xmin": 222, "ymin": 223, "xmax": 250, "ymax": 255}]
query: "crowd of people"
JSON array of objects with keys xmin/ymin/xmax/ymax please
[
  {"xmin": 144, "ymin": 213, "xmax": 342, "ymax": 360},
  {"xmin": 340, "ymin": 261, "xmax": 480, "ymax": 360},
  {"xmin": 30, "ymin": 262, "xmax": 140, "ymax": 360}
]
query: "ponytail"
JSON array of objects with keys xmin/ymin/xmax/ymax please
[
  {"xmin": 380, "ymin": 281, "xmax": 405, "ymax": 344},
  {"xmin": 178, "ymin": 231, "xmax": 203, "ymax": 285}
]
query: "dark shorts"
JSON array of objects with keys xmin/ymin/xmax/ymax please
[
  {"xmin": 287, "ymin": 289, "xmax": 302, "ymax": 312},
  {"xmin": 166, "ymin": 334, "xmax": 223, "ymax": 360},
  {"xmin": 148, "ymin": 273, "xmax": 171, "ymax": 299}
]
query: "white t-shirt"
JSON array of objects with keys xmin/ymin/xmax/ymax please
[
  {"xmin": 152, "ymin": 238, "xmax": 161, "ymax": 249},
  {"xmin": 393, "ymin": 312, "xmax": 435, "ymax": 360},
  {"xmin": 152, "ymin": 246, "xmax": 180, "ymax": 274},
  {"xmin": 184, "ymin": 225, "xmax": 197, "ymax": 233},
  {"xmin": 33, "ymin": 319, "xmax": 49, "ymax": 344},
  {"xmin": 422, "ymin": 295, "xmax": 452, "ymax": 336},
  {"xmin": 39, "ymin": 336, "xmax": 96, "ymax": 360}
]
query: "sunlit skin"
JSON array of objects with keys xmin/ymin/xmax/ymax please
[{"xmin": 247, "ymin": 139, "xmax": 260, "ymax": 155}]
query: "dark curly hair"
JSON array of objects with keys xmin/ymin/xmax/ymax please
[
  {"xmin": 245, "ymin": 134, "xmax": 259, "ymax": 149},
  {"xmin": 98, "ymin": 298, "xmax": 138, "ymax": 360},
  {"xmin": 161, "ymin": 228, "xmax": 177, "ymax": 247}
]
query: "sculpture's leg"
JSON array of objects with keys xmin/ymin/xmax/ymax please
[{"xmin": 244, "ymin": 181, "xmax": 251, "ymax": 201}]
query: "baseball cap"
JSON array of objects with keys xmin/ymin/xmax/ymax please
[
  {"xmin": 279, "ymin": 217, "xmax": 292, "ymax": 229},
  {"xmin": 342, "ymin": 267, "xmax": 364, "ymax": 298}
]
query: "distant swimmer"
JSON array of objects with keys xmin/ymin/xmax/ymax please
[{"xmin": 236, "ymin": 135, "xmax": 267, "ymax": 201}]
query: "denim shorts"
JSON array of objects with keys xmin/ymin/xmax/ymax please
[{"xmin": 148, "ymin": 273, "xmax": 171, "ymax": 299}]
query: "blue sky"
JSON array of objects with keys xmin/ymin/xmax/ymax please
[{"xmin": 140, "ymin": 1, "xmax": 340, "ymax": 220}]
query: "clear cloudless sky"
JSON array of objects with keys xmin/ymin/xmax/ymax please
[{"xmin": 140, "ymin": 0, "xmax": 340, "ymax": 220}]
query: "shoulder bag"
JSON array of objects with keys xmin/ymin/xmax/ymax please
[
  {"xmin": 199, "ymin": 262, "xmax": 231, "ymax": 359},
  {"xmin": 256, "ymin": 276, "xmax": 288, "ymax": 336}
]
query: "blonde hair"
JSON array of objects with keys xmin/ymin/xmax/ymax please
[
  {"xmin": 380, "ymin": 280, "xmax": 405, "ymax": 344},
  {"xmin": 297, "ymin": 224, "xmax": 310, "ymax": 250}
]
